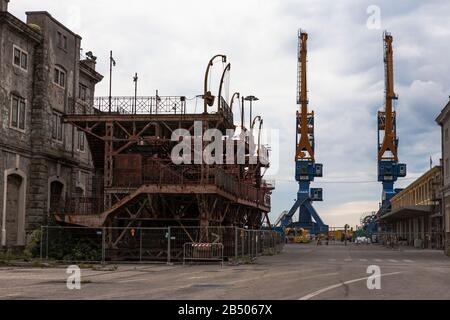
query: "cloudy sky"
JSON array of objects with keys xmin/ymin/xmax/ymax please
[{"xmin": 10, "ymin": 0, "xmax": 450, "ymax": 227}]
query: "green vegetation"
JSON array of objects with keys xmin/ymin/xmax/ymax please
[
  {"xmin": 262, "ymin": 248, "xmax": 276, "ymax": 256},
  {"xmin": 44, "ymin": 227, "xmax": 102, "ymax": 262}
]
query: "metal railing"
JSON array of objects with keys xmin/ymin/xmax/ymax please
[
  {"xmin": 40, "ymin": 226, "xmax": 284, "ymax": 264},
  {"xmin": 377, "ymin": 231, "xmax": 444, "ymax": 250},
  {"xmin": 112, "ymin": 165, "xmax": 271, "ymax": 207},
  {"xmin": 68, "ymin": 96, "xmax": 187, "ymax": 115},
  {"xmin": 100, "ymin": 96, "xmax": 186, "ymax": 115}
]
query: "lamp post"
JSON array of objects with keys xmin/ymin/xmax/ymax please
[
  {"xmin": 203, "ymin": 54, "xmax": 227, "ymax": 114},
  {"xmin": 230, "ymin": 92, "xmax": 240, "ymax": 126},
  {"xmin": 133, "ymin": 73, "xmax": 138, "ymax": 114},
  {"xmin": 252, "ymin": 116, "xmax": 263, "ymax": 157},
  {"xmin": 244, "ymin": 95, "xmax": 259, "ymax": 129},
  {"xmin": 108, "ymin": 51, "xmax": 116, "ymax": 114},
  {"xmin": 240, "ymin": 96, "xmax": 246, "ymax": 130},
  {"xmin": 218, "ymin": 63, "xmax": 231, "ymax": 111}
]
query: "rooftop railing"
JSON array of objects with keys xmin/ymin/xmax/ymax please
[
  {"xmin": 94, "ymin": 96, "xmax": 187, "ymax": 115},
  {"xmin": 68, "ymin": 96, "xmax": 234, "ymax": 124}
]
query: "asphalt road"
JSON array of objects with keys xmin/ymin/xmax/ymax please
[{"xmin": 1, "ymin": 243, "xmax": 449, "ymax": 300}]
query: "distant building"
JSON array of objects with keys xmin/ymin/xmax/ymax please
[
  {"xmin": 0, "ymin": 1, "xmax": 103, "ymax": 248},
  {"xmin": 436, "ymin": 98, "xmax": 450, "ymax": 256},
  {"xmin": 379, "ymin": 166, "xmax": 443, "ymax": 250}
]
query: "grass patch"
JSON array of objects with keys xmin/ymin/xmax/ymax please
[
  {"xmin": 262, "ymin": 248, "xmax": 275, "ymax": 256},
  {"xmin": 238, "ymin": 256, "xmax": 255, "ymax": 265}
]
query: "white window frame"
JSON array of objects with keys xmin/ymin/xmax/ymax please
[
  {"xmin": 12, "ymin": 45, "xmax": 28, "ymax": 72},
  {"xmin": 77, "ymin": 129, "xmax": 85, "ymax": 153},
  {"xmin": 52, "ymin": 112, "xmax": 64, "ymax": 144},
  {"xmin": 54, "ymin": 67, "xmax": 66, "ymax": 89},
  {"xmin": 9, "ymin": 95, "xmax": 26, "ymax": 132}
]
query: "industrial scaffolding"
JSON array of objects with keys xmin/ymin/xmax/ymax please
[{"xmin": 53, "ymin": 56, "xmax": 274, "ymax": 252}]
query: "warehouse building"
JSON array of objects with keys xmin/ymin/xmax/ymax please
[{"xmin": 379, "ymin": 166, "xmax": 443, "ymax": 250}]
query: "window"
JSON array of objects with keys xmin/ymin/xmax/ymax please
[
  {"xmin": 79, "ymin": 84, "xmax": 88, "ymax": 102},
  {"xmin": 57, "ymin": 32, "xmax": 67, "ymax": 50},
  {"xmin": 10, "ymin": 96, "xmax": 26, "ymax": 131},
  {"xmin": 77, "ymin": 130, "xmax": 85, "ymax": 152},
  {"xmin": 446, "ymin": 128, "xmax": 449, "ymax": 142},
  {"xmin": 54, "ymin": 67, "xmax": 66, "ymax": 88},
  {"xmin": 52, "ymin": 112, "xmax": 63, "ymax": 142},
  {"xmin": 13, "ymin": 46, "xmax": 28, "ymax": 71}
]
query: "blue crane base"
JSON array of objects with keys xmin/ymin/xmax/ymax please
[
  {"xmin": 276, "ymin": 160, "xmax": 328, "ymax": 235},
  {"xmin": 378, "ymin": 160, "xmax": 407, "ymax": 215},
  {"xmin": 281, "ymin": 185, "xmax": 329, "ymax": 235}
]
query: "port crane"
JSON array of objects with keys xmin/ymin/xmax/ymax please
[
  {"xmin": 276, "ymin": 30, "xmax": 328, "ymax": 235},
  {"xmin": 377, "ymin": 31, "xmax": 407, "ymax": 217}
]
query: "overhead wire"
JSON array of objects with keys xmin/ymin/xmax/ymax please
[{"xmin": 272, "ymin": 176, "xmax": 419, "ymax": 184}]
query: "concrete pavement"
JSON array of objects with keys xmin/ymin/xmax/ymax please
[{"xmin": 0, "ymin": 243, "xmax": 449, "ymax": 300}]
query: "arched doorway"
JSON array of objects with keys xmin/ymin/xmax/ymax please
[
  {"xmin": 49, "ymin": 180, "xmax": 65, "ymax": 214},
  {"xmin": 2, "ymin": 170, "xmax": 26, "ymax": 247}
]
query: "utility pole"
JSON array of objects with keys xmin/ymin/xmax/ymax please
[
  {"xmin": 241, "ymin": 96, "xmax": 245, "ymax": 129},
  {"xmin": 344, "ymin": 224, "xmax": 349, "ymax": 246}
]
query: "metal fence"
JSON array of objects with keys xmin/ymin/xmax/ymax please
[
  {"xmin": 183, "ymin": 243, "xmax": 224, "ymax": 266},
  {"xmin": 40, "ymin": 226, "xmax": 284, "ymax": 264}
]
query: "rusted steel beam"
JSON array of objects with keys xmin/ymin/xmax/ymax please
[{"xmin": 56, "ymin": 184, "xmax": 270, "ymax": 228}]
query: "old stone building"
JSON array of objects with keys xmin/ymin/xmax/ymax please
[
  {"xmin": 0, "ymin": 1, "xmax": 103, "ymax": 248},
  {"xmin": 436, "ymin": 97, "xmax": 450, "ymax": 256}
]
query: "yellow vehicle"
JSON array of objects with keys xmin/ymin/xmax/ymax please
[
  {"xmin": 284, "ymin": 228, "xmax": 311, "ymax": 243},
  {"xmin": 328, "ymin": 228, "xmax": 354, "ymax": 242},
  {"xmin": 294, "ymin": 228, "xmax": 311, "ymax": 244}
]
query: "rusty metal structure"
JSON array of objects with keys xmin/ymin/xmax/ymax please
[{"xmin": 55, "ymin": 55, "xmax": 274, "ymax": 245}]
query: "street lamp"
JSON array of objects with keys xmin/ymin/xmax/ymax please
[
  {"xmin": 218, "ymin": 63, "xmax": 231, "ymax": 111},
  {"xmin": 244, "ymin": 95, "xmax": 259, "ymax": 129},
  {"xmin": 252, "ymin": 116, "xmax": 263, "ymax": 157},
  {"xmin": 230, "ymin": 93, "xmax": 240, "ymax": 111},
  {"xmin": 230, "ymin": 92, "xmax": 240, "ymax": 126},
  {"xmin": 203, "ymin": 54, "xmax": 227, "ymax": 114}
]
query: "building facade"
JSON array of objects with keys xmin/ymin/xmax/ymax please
[
  {"xmin": 0, "ymin": 1, "xmax": 103, "ymax": 248},
  {"xmin": 436, "ymin": 98, "xmax": 450, "ymax": 256},
  {"xmin": 379, "ymin": 166, "xmax": 443, "ymax": 250}
]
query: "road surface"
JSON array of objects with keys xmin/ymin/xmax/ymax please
[{"xmin": 1, "ymin": 243, "xmax": 449, "ymax": 300}]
